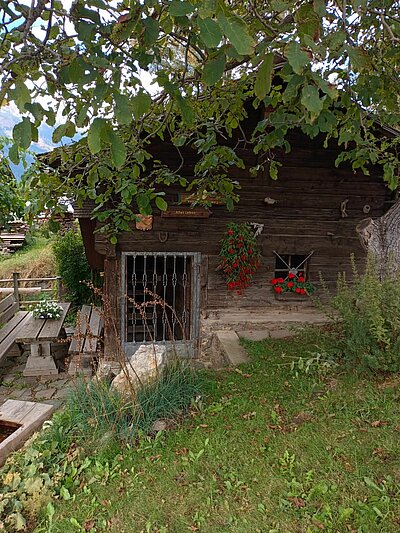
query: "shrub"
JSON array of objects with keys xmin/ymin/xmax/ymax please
[
  {"xmin": 332, "ymin": 256, "xmax": 400, "ymax": 372},
  {"xmin": 52, "ymin": 228, "xmax": 94, "ymax": 305}
]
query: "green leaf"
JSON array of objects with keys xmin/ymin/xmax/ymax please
[
  {"xmin": 285, "ymin": 41, "xmax": 310, "ymax": 74},
  {"xmin": 198, "ymin": 18, "xmax": 222, "ymax": 48},
  {"xmin": 52, "ymin": 121, "xmax": 76, "ymax": 143},
  {"xmin": 114, "ymin": 93, "xmax": 133, "ymax": 125},
  {"xmin": 87, "ymin": 118, "xmax": 105, "ymax": 154},
  {"xmin": 301, "ymin": 84, "xmax": 324, "ymax": 114},
  {"xmin": 155, "ymin": 196, "xmax": 168, "ymax": 211},
  {"xmin": 131, "ymin": 91, "xmax": 151, "ymax": 119},
  {"xmin": 295, "ymin": 4, "xmax": 321, "ymax": 39},
  {"xmin": 169, "ymin": 0, "xmax": 194, "ymax": 16},
  {"xmin": 202, "ymin": 53, "xmax": 226, "ymax": 85},
  {"xmin": 347, "ymin": 46, "xmax": 371, "ymax": 72},
  {"xmin": 110, "ymin": 236, "xmax": 118, "ymax": 245},
  {"xmin": 176, "ymin": 95, "xmax": 195, "ymax": 125},
  {"xmin": 255, "ymin": 53, "xmax": 274, "ymax": 100},
  {"xmin": 13, "ymin": 118, "xmax": 32, "ymax": 149},
  {"xmin": 217, "ymin": 11, "xmax": 254, "ymax": 56},
  {"xmin": 143, "ymin": 17, "xmax": 160, "ymax": 46},
  {"xmin": 9, "ymin": 143, "xmax": 20, "ymax": 165},
  {"xmin": 110, "ymin": 132, "xmax": 127, "ymax": 168},
  {"xmin": 13, "ymin": 80, "xmax": 31, "ymax": 112},
  {"xmin": 60, "ymin": 486, "xmax": 71, "ymax": 500},
  {"xmin": 198, "ymin": 0, "xmax": 217, "ymax": 18}
]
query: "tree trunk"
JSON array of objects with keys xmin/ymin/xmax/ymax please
[{"xmin": 356, "ymin": 198, "xmax": 400, "ymax": 280}]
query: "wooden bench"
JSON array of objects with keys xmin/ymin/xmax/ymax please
[
  {"xmin": 0, "ymin": 294, "xmax": 30, "ymax": 364},
  {"xmin": 68, "ymin": 305, "xmax": 103, "ymax": 375}
]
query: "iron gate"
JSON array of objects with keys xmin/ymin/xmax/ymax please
[{"xmin": 121, "ymin": 252, "xmax": 201, "ymax": 357}]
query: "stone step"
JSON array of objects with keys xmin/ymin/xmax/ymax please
[
  {"xmin": 237, "ymin": 328, "xmax": 296, "ymax": 341},
  {"xmin": 215, "ymin": 330, "xmax": 249, "ymax": 366}
]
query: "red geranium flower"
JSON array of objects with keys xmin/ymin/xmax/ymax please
[
  {"xmin": 274, "ymin": 286, "xmax": 283, "ymax": 293},
  {"xmin": 227, "ymin": 229, "xmax": 234, "ymax": 235},
  {"xmin": 229, "ymin": 248, "xmax": 234, "ymax": 254},
  {"xmin": 295, "ymin": 287, "xmax": 301, "ymax": 293},
  {"xmin": 287, "ymin": 282, "xmax": 294, "ymax": 288},
  {"xmin": 271, "ymin": 278, "xmax": 278, "ymax": 285},
  {"xmin": 288, "ymin": 273, "xmax": 295, "ymax": 279},
  {"xmin": 277, "ymin": 277, "xmax": 284, "ymax": 283},
  {"xmin": 298, "ymin": 276, "xmax": 305, "ymax": 282}
]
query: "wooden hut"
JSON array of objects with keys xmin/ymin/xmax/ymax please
[{"xmin": 73, "ymin": 105, "xmax": 395, "ymax": 359}]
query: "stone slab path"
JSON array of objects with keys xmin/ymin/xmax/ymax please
[{"xmin": 0, "ymin": 347, "xmax": 72, "ymax": 409}]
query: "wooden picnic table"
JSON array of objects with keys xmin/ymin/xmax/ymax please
[{"xmin": 17, "ymin": 302, "xmax": 71, "ymax": 377}]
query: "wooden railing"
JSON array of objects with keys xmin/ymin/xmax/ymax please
[{"xmin": 0, "ymin": 273, "xmax": 62, "ymax": 309}]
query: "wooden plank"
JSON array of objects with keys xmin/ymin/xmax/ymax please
[
  {"xmin": 37, "ymin": 302, "xmax": 70, "ymax": 341},
  {"xmin": 0, "ymin": 302, "xmax": 19, "ymax": 325},
  {"xmin": 0, "ymin": 399, "xmax": 36, "ymax": 424},
  {"xmin": 69, "ymin": 304, "xmax": 91, "ymax": 354},
  {"xmin": 0, "ymin": 400, "xmax": 55, "ymax": 466},
  {"xmin": 0, "ymin": 312, "xmax": 30, "ymax": 361},
  {"xmin": 82, "ymin": 307, "xmax": 102, "ymax": 354},
  {"xmin": 0, "ymin": 294, "xmax": 15, "ymax": 314},
  {"xmin": 15, "ymin": 315, "xmax": 45, "ymax": 343}
]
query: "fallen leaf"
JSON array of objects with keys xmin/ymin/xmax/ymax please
[
  {"xmin": 175, "ymin": 448, "xmax": 189, "ymax": 456},
  {"xmin": 84, "ymin": 520, "xmax": 95, "ymax": 531},
  {"xmin": 242, "ymin": 411, "xmax": 257, "ymax": 420},
  {"xmin": 288, "ymin": 496, "xmax": 306, "ymax": 508},
  {"xmin": 371, "ymin": 420, "xmax": 388, "ymax": 427},
  {"xmin": 149, "ymin": 454, "xmax": 161, "ymax": 462},
  {"xmin": 199, "ymin": 424, "xmax": 208, "ymax": 428}
]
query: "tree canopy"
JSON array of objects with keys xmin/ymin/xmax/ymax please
[{"xmin": 1, "ymin": 0, "xmax": 399, "ymax": 237}]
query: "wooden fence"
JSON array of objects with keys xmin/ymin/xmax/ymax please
[{"xmin": 0, "ymin": 273, "xmax": 62, "ymax": 309}]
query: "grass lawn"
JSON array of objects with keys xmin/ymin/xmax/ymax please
[{"xmin": 35, "ymin": 329, "xmax": 400, "ymax": 533}]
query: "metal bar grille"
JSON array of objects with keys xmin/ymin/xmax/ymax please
[{"xmin": 124, "ymin": 253, "xmax": 199, "ymax": 345}]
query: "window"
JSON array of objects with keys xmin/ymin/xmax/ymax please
[{"xmin": 274, "ymin": 252, "xmax": 312, "ymax": 279}]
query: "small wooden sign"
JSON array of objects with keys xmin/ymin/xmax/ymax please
[
  {"xmin": 135, "ymin": 214, "xmax": 153, "ymax": 231},
  {"xmin": 161, "ymin": 206, "xmax": 211, "ymax": 218}
]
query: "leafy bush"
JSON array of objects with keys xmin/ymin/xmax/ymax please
[
  {"xmin": 332, "ymin": 256, "xmax": 400, "ymax": 372},
  {"xmin": 52, "ymin": 228, "xmax": 94, "ymax": 305},
  {"xmin": 67, "ymin": 359, "xmax": 202, "ymax": 440}
]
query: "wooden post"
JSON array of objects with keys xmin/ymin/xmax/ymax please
[
  {"xmin": 12, "ymin": 272, "xmax": 20, "ymax": 306},
  {"xmin": 56, "ymin": 277, "xmax": 62, "ymax": 302}
]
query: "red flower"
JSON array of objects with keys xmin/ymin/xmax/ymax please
[
  {"xmin": 274, "ymin": 286, "xmax": 283, "ymax": 294},
  {"xmin": 300, "ymin": 289, "xmax": 306, "ymax": 295},
  {"xmin": 295, "ymin": 287, "xmax": 301, "ymax": 293},
  {"xmin": 229, "ymin": 248, "xmax": 234, "ymax": 254},
  {"xmin": 233, "ymin": 261, "xmax": 239, "ymax": 268},
  {"xmin": 227, "ymin": 229, "xmax": 234, "ymax": 235},
  {"xmin": 271, "ymin": 278, "xmax": 278, "ymax": 285},
  {"xmin": 298, "ymin": 276, "xmax": 305, "ymax": 282},
  {"xmin": 288, "ymin": 273, "xmax": 295, "ymax": 279},
  {"xmin": 287, "ymin": 282, "xmax": 294, "ymax": 288},
  {"xmin": 276, "ymin": 277, "xmax": 284, "ymax": 283},
  {"xmin": 241, "ymin": 254, "xmax": 246, "ymax": 261}
]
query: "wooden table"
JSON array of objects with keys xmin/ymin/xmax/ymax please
[{"xmin": 17, "ymin": 302, "xmax": 71, "ymax": 377}]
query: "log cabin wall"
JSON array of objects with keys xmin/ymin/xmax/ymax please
[{"xmin": 90, "ymin": 127, "xmax": 392, "ymax": 318}]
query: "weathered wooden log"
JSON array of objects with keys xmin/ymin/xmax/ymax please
[{"xmin": 356, "ymin": 198, "xmax": 400, "ymax": 280}]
